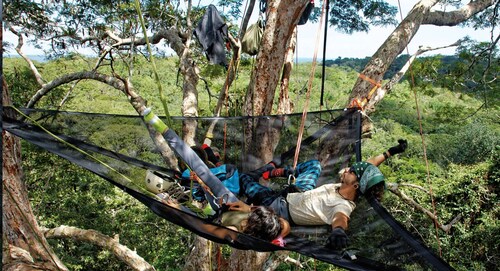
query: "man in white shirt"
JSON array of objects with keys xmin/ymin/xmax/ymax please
[{"xmin": 228, "ymin": 139, "xmax": 407, "ymax": 249}]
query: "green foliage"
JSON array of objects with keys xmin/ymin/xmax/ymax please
[
  {"xmin": 328, "ymin": 0, "xmax": 398, "ymax": 33},
  {"xmin": 23, "ymin": 141, "xmax": 191, "ymax": 270},
  {"xmin": 433, "ymin": 162, "xmax": 498, "ymax": 270},
  {"xmin": 439, "ymin": 121, "xmax": 498, "ymax": 165},
  {"xmin": 5, "ymin": 46, "xmax": 499, "ymax": 270},
  {"xmin": 326, "ymin": 54, "xmax": 410, "ymax": 80},
  {"xmin": 3, "ymin": 58, "xmax": 43, "ymax": 107},
  {"xmin": 411, "ymin": 43, "xmax": 499, "ymax": 108}
]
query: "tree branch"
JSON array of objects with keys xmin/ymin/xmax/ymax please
[
  {"xmin": 376, "ymin": 40, "xmax": 462, "ymax": 102},
  {"xmin": 9, "ymin": 26, "xmax": 46, "ymax": 87},
  {"xmin": 350, "ymin": 0, "xmax": 441, "ymax": 112},
  {"xmin": 423, "ymin": 0, "xmax": 496, "ymax": 26},
  {"xmin": 386, "ymin": 183, "xmax": 462, "ymax": 233},
  {"xmin": 26, "ymin": 71, "xmax": 126, "ymax": 108},
  {"xmin": 42, "ymin": 226, "xmax": 155, "ymax": 271}
]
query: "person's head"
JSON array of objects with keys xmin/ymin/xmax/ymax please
[
  {"xmin": 340, "ymin": 162, "xmax": 385, "ymax": 201},
  {"xmin": 241, "ymin": 206, "xmax": 281, "ymax": 241}
]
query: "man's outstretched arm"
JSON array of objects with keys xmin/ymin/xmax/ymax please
[
  {"xmin": 367, "ymin": 139, "xmax": 408, "ymax": 166},
  {"xmin": 326, "ymin": 212, "xmax": 350, "ymax": 249}
]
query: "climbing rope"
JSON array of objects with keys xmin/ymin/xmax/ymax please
[
  {"xmin": 396, "ymin": 0, "xmax": 442, "ymax": 256},
  {"xmin": 293, "ymin": 0, "xmax": 329, "ymax": 171},
  {"xmin": 133, "ymin": 0, "xmax": 173, "ymax": 127}
]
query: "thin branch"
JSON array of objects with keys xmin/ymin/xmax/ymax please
[
  {"xmin": 423, "ymin": 0, "xmax": 496, "ymax": 26},
  {"xmin": 386, "ymin": 182, "xmax": 462, "ymax": 233},
  {"xmin": 380, "ymin": 40, "xmax": 462, "ymax": 96},
  {"xmin": 42, "ymin": 226, "xmax": 155, "ymax": 271},
  {"xmin": 57, "ymin": 80, "xmax": 81, "ymax": 110},
  {"xmin": 9, "ymin": 26, "xmax": 46, "ymax": 87},
  {"xmin": 284, "ymin": 256, "xmax": 304, "ymax": 268},
  {"xmin": 397, "ymin": 182, "xmax": 432, "ymax": 194}
]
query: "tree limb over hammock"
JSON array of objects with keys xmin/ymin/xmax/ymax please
[{"xmin": 3, "ymin": 107, "xmax": 455, "ymax": 271}]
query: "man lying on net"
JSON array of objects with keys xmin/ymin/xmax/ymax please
[{"xmin": 227, "ymin": 139, "xmax": 408, "ymax": 250}]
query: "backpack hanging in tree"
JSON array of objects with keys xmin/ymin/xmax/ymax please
[
  {"xmin": 241, "ymin": 19, "xmax": 264, "ymax": 56},
  {"xmin": 298, "ymin": 0, "xmax": 314, "ymax": 25}
]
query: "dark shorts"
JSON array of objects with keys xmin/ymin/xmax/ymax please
[{"xmin": 269, "ymin": 196, "xmax": 291, "ymax": 222}]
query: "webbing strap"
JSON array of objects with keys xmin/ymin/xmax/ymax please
[{"xmin": 349, "ymin": 74, "xmax": 382, "ymax": 110}]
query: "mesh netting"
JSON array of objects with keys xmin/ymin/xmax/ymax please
[{"xmin": 3, "ymin": 107, "xmax": 453, "ymax": 271}]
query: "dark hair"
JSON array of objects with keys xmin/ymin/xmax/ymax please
[
  {"xmin": 365, "ymin": 182, "xmax": 385, "ymax": 201},
  {"xmin": 242, "ymin": 206, "xmax": 281, "ymax": 241}
]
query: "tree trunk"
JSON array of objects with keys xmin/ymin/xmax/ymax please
[
  {"xmin": 227, "ymin": 249, "xmax": 270, "ymax": 271},
  {"xmin": 245, "ymin": 0, "xmax": 309, "ymax": 117},
  {"xmin": 243, "ymin": 0, "xmax": 309, "ymax": 163},
  {"xmin": 2, "ymin": 79, "xmax": 68, "ymax": 271},
  {"xmin": 180, "ymin": 55, "xmax": 200, "ymax": 146},
  {"xmin": 348, "ymin": 0, "xmax": 439, "ymax": 112},
  {"xmin": 277, "ymin": 28, "xmax": 297, "ymax": 115},
  {"xmin": 349, "ymin": 0, "xmax": 496, "ymax": 113},
  {"xmin": 183, "ymin": 236, "xmax": 211, "ymax": 271}
]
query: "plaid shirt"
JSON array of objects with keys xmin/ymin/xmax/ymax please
[{"xmin": 240, "ymin": 160, "xmax": 322, "ymax": 206}]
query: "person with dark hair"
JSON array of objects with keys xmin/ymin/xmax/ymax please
[
  {"xmin": 221, "ymin": 205, "xmax": 290, "ymax": 244},
  {"xmin": 140, "ymin": 116, "xmax": 290, "ymax": 245},
  {"xmin": 227, "ymin": 139, "xmax": 408, "ymax": 250}
]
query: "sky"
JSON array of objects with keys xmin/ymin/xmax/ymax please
[
  {"xmin": 296, "ymin": 0, "xmax": 496, "ymax": 58},
  {"xmin": 3, "ymin": 0, "xmax": 496, "ymax": 59}
]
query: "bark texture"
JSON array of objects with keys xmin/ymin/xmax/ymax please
[
  {"xmin": 245, "ymin": 0, "xmax": 309, "ymax": 117},
  {"xmin": 243, "ymin": 0, "xmax": 309, "ymax": 165},
  {"xmin": 2, "ymin": 79, "xmax": 68, "ymax": 271}
]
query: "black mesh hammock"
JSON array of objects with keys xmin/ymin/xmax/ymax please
[{"xmin": 2, "ymin": 106, "xmax": 454, "ymax": 271}]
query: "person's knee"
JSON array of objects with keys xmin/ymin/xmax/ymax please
[{"xmin": 297, "ymin": 160, "xmax": 321, "ymax": 173}]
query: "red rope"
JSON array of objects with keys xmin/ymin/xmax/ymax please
[{"xmin": 293, "ymin": 0, "xmax": 328, "ymax": 170}]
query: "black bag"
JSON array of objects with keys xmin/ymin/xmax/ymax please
[{"xmin": 298, "ymin": 0, "xmax": 314, "ymax": 25}]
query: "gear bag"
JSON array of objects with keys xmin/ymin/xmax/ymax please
[
  {"xmin": 241, "ymin": 19, "xmax": 264, "ymax": 56},
  {"xmin": 298, "ymin": 0, "xmax": 314, "ymax": 25}
]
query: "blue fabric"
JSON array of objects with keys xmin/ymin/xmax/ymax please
[
  {"xmin": 163, "ymin": 130, "xmax": 239, "ymax": 207},
  {"xmin": 182, "ymin": 164, "xmax": 240, "ymax": 201},
  {"xmin": 241, "ymin": 160, "xmax": 322, "ymax": 205}
]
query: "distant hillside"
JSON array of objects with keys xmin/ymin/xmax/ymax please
[
  {"xmin": 4, "ymin": 54, "xmax": 47, "ymax": 62},
  {"xmin": 324, "ymin": 55, "xmax": 461, "ymax": 79}
]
